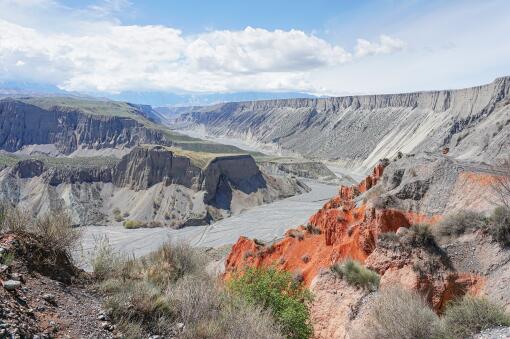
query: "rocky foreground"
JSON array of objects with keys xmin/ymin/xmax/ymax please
[{"xmin": 0, "ymin": 232, "xmax": 114, "ymax": 338}]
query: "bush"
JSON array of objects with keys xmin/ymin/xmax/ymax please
[
  {"xmin": 0, "ymin": 205, "xmax": 31, "ymax": 233},
  {"xmin": 201, "ymin": 289, "xmax": 280, "ymax": 338},
  {"xmin": 228, "ymin": 267, "xmax": 313, "ymax": 339},
  {"xmin": 123, "ymin": 220, "xmax": 163, "ymax": 229},
  {"xmin": 103, "ymin": 279, "xmax": 173, "ymax": 334},
  {"xmin": 304, "ymin": 223, "xmax": 321, "ymax": 235},
  {"xmin": 407, "ymin": 224, "xmax": 438, "ymax": 249},
  {"xmin": 0, "ymin": 206, "xmax": 81, "ymax": 261},
  {"xmin": 439, "ymin": 296, "xmax": 510, "ymax": 338},
  {"xmin": 93, "ymin": 241, "xmax": 285, "ymax": 338},
  {"xmin": 357, "ymin": 286, "xmax": 439, "ymax": 339},
  {"xmin": 145, "ymin": 242, "xmax": 203, "ymax": 285},
  {"xmin": 123, "ymin": 220, "xmax": 145, "ymax": 229},
  {"xmin": 331, "ymin": 259, "xmax": 380, "ymax": 291},
  {"xmin": 33, "ymin": 211, "xmax": 81, "ymax": 254},
  {"xmin": 168, "ymin": 274, "xmax": 223, "ymax": 325},
  {"xmin": 91, "ymin": 236, "xmax": 122, "ymax": 280},
  {"xmin": 95, "ymin": 242, "xmax": 202, "ymax": 336},
  {"xmin": 288, "ymin": 229, "xmax": 304, "ymax": 240},
  {"xmin": 489, "ymin": 206, "xmax": 510, "ymax": 246},
  {"xmin": 216, "ymin": 295, "xmax": 284, "ymax": 339},
  {"xmin": 435, "ymin": 211, "xmax": 487, "ymax": 239}
]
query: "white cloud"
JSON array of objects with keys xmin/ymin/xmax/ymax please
[
  {"xmin": 187, "ymin": 27, "xmax": 351, "ymax": 74},
  {"xmin": 0, "ymin": 0, "xmax": 406, "ymax": 94},
  {"xmin": 88, "ymin": 0, "xmax": 132, "ymax": 17},
  {"xmin": 355, "ymin": 35, "xmax": 405, "ymax": 57},
  {"xmin": 0, "ymin": 19, "xmax": 359, "ymax": 93}
]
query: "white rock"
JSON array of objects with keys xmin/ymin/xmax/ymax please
[{"xmin": 3, "ymin": 280, "xmax": 21, "ymax": 290}]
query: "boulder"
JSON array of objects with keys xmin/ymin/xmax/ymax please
[{"xmin": 3, "ymin": 280, "xmax": 21, "ymax": 291}]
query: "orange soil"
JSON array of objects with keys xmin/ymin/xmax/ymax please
[{"xmin": 225, "ymin": 162, "xmax": 482, "ymax": 308}]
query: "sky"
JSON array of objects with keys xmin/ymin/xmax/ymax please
[{"xmin": 0, "ymin": 0, "xmax": 509, "ymax": 96}]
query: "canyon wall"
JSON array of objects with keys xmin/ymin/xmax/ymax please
[
  {"xmin": 0, "ymin": 99, "xmax": 167, "ymax": 154},
  {"xmin": 177, "ymin": 76, "xmax": 510, "ymax": 171}
]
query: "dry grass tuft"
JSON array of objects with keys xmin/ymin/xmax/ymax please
[
  {"xmin": 33, "ymin": 211, "xmax": 82, "ymax": 254},
  {"xmin": 489, "ymin": 206, "xmax": 510, "ymax": 246},
  {"xmin": 438, "ymin": 296, "xmax": 510, "ymax": 338},
  {"xmin": 434, "ymin": 211, "xmax": 487, "ymax": 240},
  {"xmin": 355, "ymin": 286, "xmax": 439, "ymax": 339}
]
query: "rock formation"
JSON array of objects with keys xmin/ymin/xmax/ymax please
[
  {"xmin": 177, "ymin": 76, "xmax": 510, "ymax": 171},
  {"xmin": 0, "ymin": 146, "xmax": 309, "ymax": 227},
  {"xmin": 224, "ymin": 153, "xmax": 503, "ymax": 337}
]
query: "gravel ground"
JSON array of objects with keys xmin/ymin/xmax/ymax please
[
  {"xmin": 1, "ymin": 234, "xmax": 115, "ymax": 338},
  {"xmin": 473, "ymin": 326, "xmax": 510, "ymax": 338}
]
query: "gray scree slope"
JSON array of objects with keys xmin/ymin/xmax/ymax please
[{"xmin": 177, "ymin": 76, "xmax": 510, "ymax": 171}]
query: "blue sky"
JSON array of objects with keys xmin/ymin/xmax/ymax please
[
  {"xmin": 62, "ymin": 0, "xmax": 364, "ymax": 33},
  {"xmin": 0, "ymin": 0, "xmax": 509, "ymax": 95}
]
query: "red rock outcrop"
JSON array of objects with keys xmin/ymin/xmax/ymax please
[{"xmin": 225, "ymin": 161, "xmax": 481, "ymax": 311}]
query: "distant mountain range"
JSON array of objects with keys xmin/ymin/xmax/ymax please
[{"xmin": 0, "ymin": 81, "xmax": 317, "ymax": 107}]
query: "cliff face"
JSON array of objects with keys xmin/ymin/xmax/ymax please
[
  {"xmin": 177, "ymin": 77, "xmax": 510, "ymax": 171},
  {"xmin": 0, "ymin": 99, "xmax": 166, "ymax": 154},
  {"xmin": 113, "ymin": 146, "xmax": 203, "ymax": 190},
  {"xmin": 0, "ymin": 146, "xmax": 308, "ymax": 226}
]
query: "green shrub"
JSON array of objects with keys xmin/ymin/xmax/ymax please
[
  {"xmin": 122, "ymin": 220, "xmax": 163, "ymax": 229},
  {"xmin": 228, "ymin": 267, "xmax": 313, "ymax": 339},
  {"xmin": 113, "ymin": 208, "xmax": 124, "ymax": 222},
  {"xmin": 1, "ymin": 251, "xmax": 15, "ymax": 266},
  {"xmin": 435, "ymin": 211, "xmax": 487, "ymax": 239},
  {"xmin": 331, "ymin": 259, "xmax": 380, "ymax": 291},
  {"xmin": 438, "ymin": 296, "xmax": 510, "ymax": 338},
  {"xmin": 357, "ymin": 286, "xmax": 439, "ymax": 339},
  {"xmin": 489, "ymin": 206, "xmax": 510, "ymax": 246},
  {"xmin": 123, "ymin": 220, "xmax": 145, "ymax": 229}
]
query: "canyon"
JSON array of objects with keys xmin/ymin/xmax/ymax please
[
  {"xmin": 1, "ymin": 77, "xmax": 510, "ymax": 338},
  {"xmin": 0, "ymin": 97, "xmax": 310, "ymax": 228}
]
